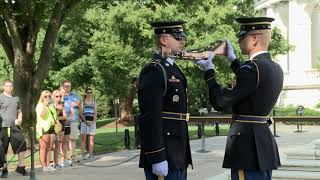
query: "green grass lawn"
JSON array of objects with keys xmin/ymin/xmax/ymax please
[{"xmin": 6, "ymin": 119, "xmax": 229, "ymax": 167}]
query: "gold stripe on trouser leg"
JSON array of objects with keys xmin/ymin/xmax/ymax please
[
  {"xmin": 7, "ymin": 128, "xmax": 11, "ymax": 138},
  {"xmin": 238, "ymin": 169, "xmax": 245, "ymax": 180},
  {"xmin": 158, "ymin": 176, "xmax": 164, "ymax": 180}
]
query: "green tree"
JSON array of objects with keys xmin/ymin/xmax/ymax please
[
  {"xmin": 0, "ymin": 0, "xmax": 291, "ymax": 124},
  {"xmin": 48, "ymin": 0, "xmax": 290, "ymax": 120},
  {"xmin": 0, "ymin": 0, "xmax": 79, "ymax": 130}
]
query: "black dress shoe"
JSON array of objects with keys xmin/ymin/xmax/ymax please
[
  {"xmin": 15, "ymin": 166, "xmax": 29, "ymax": 176},
  {"xmin": 0, "ymin": 168, "xmax": 8, "ymax": 178}
]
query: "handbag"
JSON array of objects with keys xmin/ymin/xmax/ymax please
[
  {"xmin": 48, "ymin": 106, "xmax": 62, "ymax": 134},
  {"xmin": 54, "ymin": 119, "xmax": 62, "ymax": 134}
]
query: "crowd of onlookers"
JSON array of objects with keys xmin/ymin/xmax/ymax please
[{"xmin": 0, "ymin": 79, "xmax": 98, "ymax": 177}]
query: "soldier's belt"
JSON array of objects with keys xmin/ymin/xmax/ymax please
[
  {"xmin": 162, "ymin": 111, "xmax": 189, "ymax": 121},
  {"xmin": 232, "ymin": 114, "xmax": 268, "ymax": 124}
]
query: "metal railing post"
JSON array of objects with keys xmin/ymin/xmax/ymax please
[
  {"xmin": 29, "ymin": 127, "xmax": 36, "ymax": 180},
  {"xmin": 124, "ymin": 129, "xmax": 130, "ymax": 149},
  {"xmin": 201, "ymin": 122, "xmax": 205, "ymax": 152},
  {"xmin": 215, "ymin": 122, "xmax": 220, "ymax": 136}
]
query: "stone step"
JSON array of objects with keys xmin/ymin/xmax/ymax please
[
  {"xmin": 273, "ymin": 170, "xmax": 320, "ymax": 180},
  {"xmin": 281, "ymin": 159, "xmax": 320, "ymax": 170},
  {"xmin": 285, "ymin": 149, "xmax": 320, "ymax": 160}
]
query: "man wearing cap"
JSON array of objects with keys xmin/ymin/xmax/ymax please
[
  {"xmin": 195, "ymin": 17, "xmax": 283, "ymax": 179},
  {"xmin": 138, "ymin": 20, "xmax": 192, "ymax": 180}
]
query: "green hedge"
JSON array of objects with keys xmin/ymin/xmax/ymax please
[
  {"xmin": 273, "ymin": 105, "xmax": 320, "ymax": 125},
  {"xmin": 273, "ymin": 105, "xmax": 320, "ymax": 116}
]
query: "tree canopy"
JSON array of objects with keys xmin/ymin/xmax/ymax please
[{"xmin": 0, "ymin": 0, "xmax": 291, "ymax": 121}]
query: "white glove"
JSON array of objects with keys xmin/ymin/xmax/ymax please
[
  {"xmin": 15, "ymin": 119, "xmax": 22, "ymax": 125},
  {"xmin": 195, "ymin": 51, "xmax": 214, "ymax": 71},
  {"xmin": 152, "ymin": 160, "xmax": 168, "ymax": 177},
  {"xmin": 226, "ymin": 40, "xmax": 236, "ymax": 62}
]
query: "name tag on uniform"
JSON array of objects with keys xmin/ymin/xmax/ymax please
[{"xmin": 169, "ymin": 75, "xmax": 180, "ymax": 83}]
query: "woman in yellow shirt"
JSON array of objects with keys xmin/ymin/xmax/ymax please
[{"xmin": 36, "ymin": 90, "xmax": 56, "ymax": 172}]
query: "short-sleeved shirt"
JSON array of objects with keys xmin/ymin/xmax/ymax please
[
  {"xmin": 0, "ymin": 93, "xmax": 20, "ymax": 127},
  {"xmin": 64, "ymin": 92, "xmax": 80, "ymax": 123}
]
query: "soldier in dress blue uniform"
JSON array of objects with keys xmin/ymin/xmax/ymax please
[
  {"xmin": 138, "ymin": 21, "xmax": 192, "ymax": 180},
  {"xmin": 195, "ymin": 17, "xmax": 283, "ymax": 180}
]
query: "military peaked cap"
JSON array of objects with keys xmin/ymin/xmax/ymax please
[
  {"xmin": 236, "ymin": 17, "xmax": 275, "ymax": 37},
  {"xmin": 150, "ymin": 20, "xmax": 187, "ymax": 38}
]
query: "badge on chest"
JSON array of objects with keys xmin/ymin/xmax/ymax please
[
  {"xmin": 169, "ymin": 75, "xmax": 180, "ymax": 83},
  {"xmin": 172, "ymin": 95, "xmax": 179, "ymax": 102}
]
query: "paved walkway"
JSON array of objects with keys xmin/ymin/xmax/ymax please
[{"xmin": 5, "ymin": 124, "xmax": 320, "ymax": 180}]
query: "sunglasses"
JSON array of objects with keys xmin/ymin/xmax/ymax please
[
  {"xmin": 172, "ymin": 35, "xmax": 185, "ymax": 42},
  {"xmin": 55, "ymin": 95, "xmax": 62, "ymax": 98},
  {"xmin": 44, "ymin": 95, "xmax": 50, "ymax": 99},
  {"xmin": 164, "ymin": 35, "xmax": 186, "ymax": 42},
  {"xmin": 86, "ymin": 92, "xmax": 92, "ymax": 94}
]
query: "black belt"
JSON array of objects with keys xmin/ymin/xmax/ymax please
[
  {"xmin": 232, "ymin": 115, "xmax": 269, "ymax": 124},
  {"xmin": 162, "ymin": 112, "xmax": 189, "ymax": 121}
]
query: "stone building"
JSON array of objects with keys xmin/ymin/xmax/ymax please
[{"xmin": 256, "ymin": 0, "xmax": 320, "ymax": 107}]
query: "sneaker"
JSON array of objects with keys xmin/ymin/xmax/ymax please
[
  {"xmin": 61, "ymin": 159, "xmax": 72, "ymax": 167},
  {"xmin": 15, "ymin": 166, "xmax": 29, "ymax": 176},
  {"xmin": 71, "ymin": 155, "xmax": 79, "ymax": 163},
  {"xmin": 89, "ymin": 154, "xmax": 96, "ymax": 160},
  {"xmin": 81, "ymin": 154, "xmax": 87, "ymax": 160},
  {"xmin": 46, "ymin": 166, "xmax": 56, "ymax": 172},
  {"xmin": 53, "ymin": 164, "xmax": 62, "ymax": 170},
  {"xmin": 42, "ymin": 166, "xmax": 55, "ymax": 172},
  {"xmin": 0, "ymin": 168, "xmax": 8, "ymax": 178},
  {"xmin": 42, "ymin": 167, "xmax": 50, "ymax": 172}
]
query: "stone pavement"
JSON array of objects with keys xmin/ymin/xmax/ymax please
[{"xmin": 5, "ymin": 124, "xmax": 320, "ymax": 180}]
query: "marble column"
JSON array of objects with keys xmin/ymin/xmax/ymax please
[
  {"xmin": 311, "ymin": 5, "xmax": 320, "ymax": 68},
  {"xmin": 288, "ymin": 0, "xmax": 312, "ymax": 75}
]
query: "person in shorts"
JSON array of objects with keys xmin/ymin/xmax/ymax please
[
  {"xmin": 57, "ymin": 87, "xmax": 72, "ymax": 167},
  {"xmin": 80, "ymin": 88, "xmax": 97, "ymax": 160},
  {"xmin": 36, "ymin": 90, "xmax": 56, "ymax": 172},
  {"xmin": 62, "ymin": 80, "xmax": 80, "ymax": 163},
  {"xmin": 0, "ymin": 80, "xmax": 28, "ymax": 177}
]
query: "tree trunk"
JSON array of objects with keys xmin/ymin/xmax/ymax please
[
  {"xmin": 13, "ymin": 53, "xmax": 39, "ymax": 133},
  {"xmin": 119, "ymin": 79, "xmax": 138, "ymax": 122}
]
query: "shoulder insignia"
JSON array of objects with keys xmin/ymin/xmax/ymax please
[
  {"xmin": 149, "ymin": 58, "xmax": 161, "ymax": 65},
  {"xmin": 140, "ymin": 58, "xmax": 168, "ymax": 96},
  {"xmin": 240, "ymin": 64, "xmax": 252, "ymax": 70}
]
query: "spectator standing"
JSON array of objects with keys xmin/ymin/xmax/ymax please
[
  {"xmin": 62, "ymin": 80, "xmax": 80, "ymax": 163},
  {"xmin": 0, "ymin": 80, "xmax": 28, "ymax": 177},
  {"xmin": 59, "ymin": 87, "xmax": 73, "ymax": 167},
  {"xmin": 51, "ymin": 90, "xmax": 67, "ymax": 169},
  {"xmin": 35, "ymin": 90, "xmax": 56, "ymax": 172},
  {"xmin": 80, "ymin": 88, "xmax": 97, "ymax": 160}
]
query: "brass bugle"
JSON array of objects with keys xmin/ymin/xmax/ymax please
[{"xmin": 175, "ymin": 40, "xmax": 226, "ymax": 61}]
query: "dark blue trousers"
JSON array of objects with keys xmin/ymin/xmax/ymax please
[
  {"xmin": 144, "ymin": 169, "xmax": 187, "ymax": 180},
  {"xmin": 231, "ymin": 169, "xmax": 272, "ymax": 180}
]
